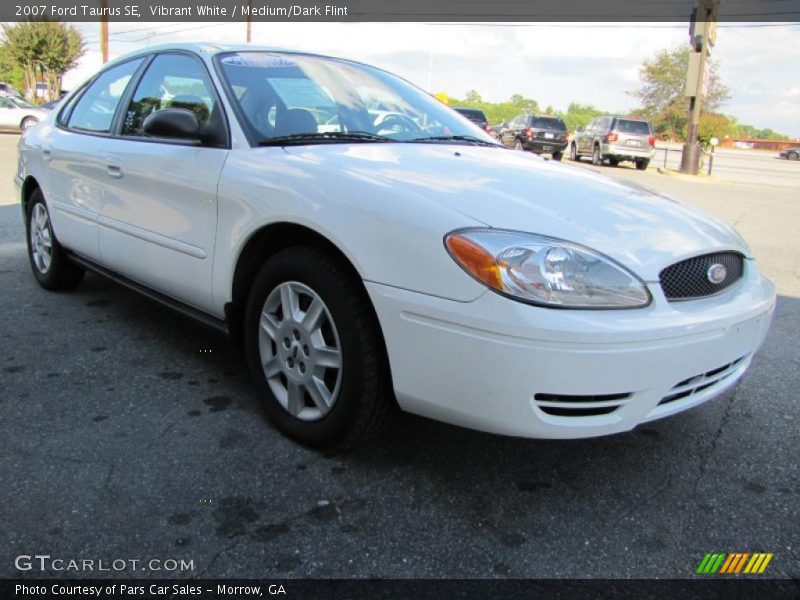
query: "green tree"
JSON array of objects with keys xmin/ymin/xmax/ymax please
[
  {"xmin": 695, "ymin": 112, "xmax": 733, "ymax": 146},
  {"xmin": 1, "ymin": 20, "xmax": 85, "ymax": 100},
  {"xmin": 464, "ymin": 89, "xmax": 482, "ymax": 103},
  {"xmin": 562, "ymin": 103, "xmax": 606, "ymax": 132},
  {"xmin": 634, "ymin": 46, "xmax": 729, "ymax": 140}
]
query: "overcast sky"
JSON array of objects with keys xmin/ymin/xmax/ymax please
[{"xmin": 66, "ymin": 21, "xmax": 800, "ymax": 138}]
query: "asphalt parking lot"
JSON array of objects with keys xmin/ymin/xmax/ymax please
[{"xmin": 1, "ymin": 133, "xmax": 798, "ymax": 580}]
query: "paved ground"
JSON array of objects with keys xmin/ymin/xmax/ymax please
[
  {"xmin": 1, "ymin": 133, "xmax": 798, "ymax": 580},
  {"xmin": 651, "ymin": 142, "xmax": 800, "ymax": 189}
]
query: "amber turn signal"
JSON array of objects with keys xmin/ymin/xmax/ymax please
[{"xmin": 445, "ymin": 234, "xmax": 503, "ymax": 290}]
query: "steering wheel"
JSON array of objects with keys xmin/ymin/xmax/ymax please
[{"xmin": 375, "ymin": 113, "xmax": 422, "ymax": 136}]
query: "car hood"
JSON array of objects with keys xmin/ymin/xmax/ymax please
[{"xmin": 283, "ymin": 143, "xmax": 750, "ymax": 280}]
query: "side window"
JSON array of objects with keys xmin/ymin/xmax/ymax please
[
  {"xmin": 0, "ymin": 97, "xmax": 11, "ymax": 109},
  {"xmin": 68, "ymin": 59, "xmax": 143, "ymax": 133},
  {"xmin": 122, "ymin": 53, "xmax": 216, "ymax": 138}
]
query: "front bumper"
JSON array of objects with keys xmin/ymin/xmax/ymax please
[{"xmin": 366, "ymin": 261, "xmax": 775, "ymax": 439}]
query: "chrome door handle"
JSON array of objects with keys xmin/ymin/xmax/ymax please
[{"xmin": 104, "ymin": 156, "xmax": 123, "ymax": 179}]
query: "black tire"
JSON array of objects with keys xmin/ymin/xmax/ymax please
[
  {"xmin": 20, "ymin": 117, "xmax": 39, "ymax": 133},
  {"xmin": 569, "ymin": 143, "xmax": 579, "ymax": 161},
  {"xmin": 244, "ymin": 246, "xmax": 394, "ymax": 448},
  {"xmin": 592, "ymin": 144, "xmax": 603, "ymax": 166},
  {"xmin": 552, "ymin": 151, "xmax": 563, "ymax": 162},
  {"xmin": 788, "ymin": 151, "xmax": 799, "ymax": 161},
  {"xmin": 608, "ymin": 158, "xmax": 619, "ymax": 167},
  {"xmin": 635, "ymin": 158, "xmax": 650, "ymax": 171},
  {"xmin": 25, "ymin": 188, "xmax": 85, "ymax": 290},
  {"xmin": 514, "ymin": 139, "xmax": 524, "ymax": 151}
]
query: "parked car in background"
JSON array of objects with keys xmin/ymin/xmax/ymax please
[
  {"xmin": 778, "ymin": 147, "xmax": 799, "ymax": 161},
  {"xmin": 570, "ymin": 116, "xmax": 655, "ymax": 170},
  {"xmin": 499, "ymin": 114, "xmax": 568, "ymax": 160},
  {"xmin": 452, "ymin": 107, "xmax": 496, "ymax": 138},
  {"xmin": 40, "ymin": 99, "xmax": 62, "ymax": 111},
  {"xmin": 0, "ymin": 82, "xmax": 23, "ymax": 99},
  {"xmin": 0, "ymin": 96, "xmax": 48, "ymax": 132},
  {"xmin": 17, "ymin": 43, "xmax": 775, "ymax": 448}
]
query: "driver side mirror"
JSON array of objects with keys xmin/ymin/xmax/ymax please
[{"xmin": 143, "ymin": 108, "xmax": 201, "ymax": 142}]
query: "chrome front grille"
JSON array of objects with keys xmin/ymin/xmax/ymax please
[{"xmin": 659, "ymin": 252, "xmax": 744, "ymax": 300}]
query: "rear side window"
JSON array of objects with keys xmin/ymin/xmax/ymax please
[
  {"xmin": 67, "ymin": 59, "xmax": 143, "ymax": 133},
  {"xmin": 530, "ymin": 117, "xmax": 566, "ymax": 131},
  {"xmin": 121, "ymin": 53, "xmax": 217, "ymax": 137},
  {"xmin": 616, "ymin": 119, "xmax": 651, "ymax": 135}
]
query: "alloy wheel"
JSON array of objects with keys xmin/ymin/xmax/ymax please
[
  {"xmin": 257, "ymin": 281, "xmax": 343, "ymax": 421},
  {"xmin": 29, "ymin": 203, "xmax": 53, "ymax": 274}
]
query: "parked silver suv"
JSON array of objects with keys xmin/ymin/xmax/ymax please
[{"xmin": 570, "ymin": 116, "xmax": 655, "ymax": 170}]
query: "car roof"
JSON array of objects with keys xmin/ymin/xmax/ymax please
[{"xmin": 106, "ymin": 42, "xmax": 343, "ymax": 68}]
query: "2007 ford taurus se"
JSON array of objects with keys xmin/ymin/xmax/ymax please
[{"xmin": 17, "ymin": 43, "xmax": 775, "ymax": 447}]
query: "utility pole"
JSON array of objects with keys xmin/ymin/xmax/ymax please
[
  {"xmin": 680, "ymin": 0, "xmax": 717, "ymax": 174},
  {"xmin": 100, "ymin": 0, "xmax": 109, "ymax": 63},
  {"xmin": 246, "ymin": 0, "xmax": 253, "ymax": 42}
]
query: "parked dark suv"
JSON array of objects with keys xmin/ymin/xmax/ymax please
[
  {"xmin": 452, "ymin": 107, "xmax": 496, "ymax": 138},
  {"xmin": 570, "ymin": 116, "xmax": 655, "ymax": 170},
  {"xmin": 499, "ymin": 114, "xmax": 568, "ymax": 160}
]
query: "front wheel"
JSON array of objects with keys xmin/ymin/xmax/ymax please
[
  {"xmin": 244, "ymin": 246, "xmax": 394, "ymax": 448},
  {"xmin": 569, "ymin": 143, "xmax": 578, "ymax": 161},
  {"xmin": 592, "ymin": 145, "xmax": 603, "ymax": 166},
  {"xmin": 20, "ymin": 117, "xmax": 38, "ymax": 133},
  {"xmin": 515, "ymin": 139, "xmax": 524, "ymax": 151},
  {"xmin": 788, "ymin": 151, "xmax": 799, "ymax": 161},
  {"xmin": 552, "ymin": 151, "xmax": 563, "ymax": 162},
  {"xmin": 635, "ymin": 158, "xmax": 650, "ymax": 171},
  {"xmin": 26, "ymin": 189, "xmax": 85, "ymax": 290}
]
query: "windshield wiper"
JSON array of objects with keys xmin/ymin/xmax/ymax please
[
  {"xmin": 409, "ymin": 135, "xmax": 499, "ymax": 147},
  {"xmin": 258, "ymin": 131, "xmax": 393, "ymax": 146}
]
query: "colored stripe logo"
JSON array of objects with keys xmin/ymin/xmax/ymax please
[{"xmin": 696, "ymin": 552, "xmax": 773, "ymax": 574}]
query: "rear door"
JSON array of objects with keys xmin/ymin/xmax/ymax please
[
  {"xmin": 44, "ymin": 58, "xmax": 144, "ymax": 260},
  {"xmin": 97, "ymin": 52, "xmax": 229, "ymax": 313},
  {"xmin": 578, "ymin": 118, "xmax": 596, "ymax": 153}
]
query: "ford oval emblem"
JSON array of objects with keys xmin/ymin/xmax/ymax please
[{"xmin": 707, "ymin": 263, "xmax": 727, "ymax": 285}]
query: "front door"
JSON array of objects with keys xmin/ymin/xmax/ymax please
[{"xmin": 97, "ymin": 52, "xmax": 228, "ymax": 314}]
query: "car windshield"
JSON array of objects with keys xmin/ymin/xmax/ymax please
[
  {"xmin": 530, "ymin": 117, "xmax": 566, "ymax": 131},
  {"xmin": 217, "ymin": 52, "xmax": 497, "ymax": 145},
  {"xmin": 616, "ymin": 119, "xmax": 651, "ymax": 135}
]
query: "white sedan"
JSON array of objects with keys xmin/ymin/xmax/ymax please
[{"xmin": 17, "ymin": 43, "xmax": 775, "ymax": 447}]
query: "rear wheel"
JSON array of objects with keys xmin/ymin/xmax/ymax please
[
  {"xmin": 515, "ymin": 139, "xmax": 524, "ymax": 151},
  {"xmin": 244, "ymin": 246, "xmax": 394, "ymax": 448},
  {"xmin": 26, "ymin": 189, "xmax": 85, "ymax": 290},
  {"xmin": 592, "ymin": 145, "xmax": 603, "ymax": 166},
  {"xmin": 569, "ymin": 143, "xmax": 578, "ymax": 161},
  {"xmin": 635, "ymin": 158, "xmax": 650, "ymax": 171},
  {"xmin": 552, "ymin": 151, "xmax": 563, "ymax": 162},
  {"xmin": 788, "ymin": 151, "xmax": 799, "ymax": 161}
]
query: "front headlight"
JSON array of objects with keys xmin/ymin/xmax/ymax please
[{"xmin": 445, "ymin": 228, "xmax": 650, "ymax": 309}]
